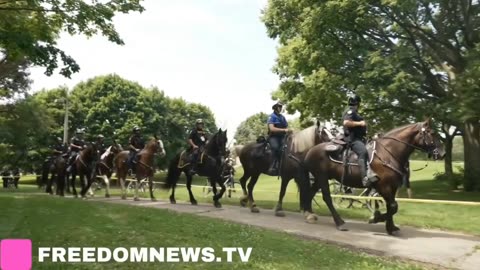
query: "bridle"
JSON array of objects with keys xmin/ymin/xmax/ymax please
[{"xmin": 372, "ymin": 127, "xmax": 439, "ymax": 177}]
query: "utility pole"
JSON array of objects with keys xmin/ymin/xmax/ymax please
[{"xmin": 63, "ymin": 97, "xmax": 69, "ymax": 144}]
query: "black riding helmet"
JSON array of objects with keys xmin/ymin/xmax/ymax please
[
  {"xmin": 133, "ymin": 126, "xmax": 140, "ymax": 132},
  {"xmin": 348, "ymin": 94, "xmax": 362, "ymax": 106},
  {"xmin": 272, "ymin": 101, "xmax": 284, "ymax": 110}
]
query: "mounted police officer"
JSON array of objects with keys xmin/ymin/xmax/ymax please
[
  {"xmin": 342, "ymin": 94, "xmax": 378, "ymax": 187},
  {"xmin": 44, "ymin": 137, "xmax": 67, "ymax": 169},
  {"xmin": 267, "ymin": 101, "xmax": 290, "ymax": 175},
  {"xmin": 188, "ymin": 119, "xmax": 209, "ymax": 175},
  {"xmin": 67, "ymin": 129, "xmax": 87, "ymax": 172},
  {"xmin": 127, "ymin": 126, "xmax": 145, "ymax": 172},
  {"xmin": 95, "ymin": 134, "xmax": 106, "ymax": 155}
]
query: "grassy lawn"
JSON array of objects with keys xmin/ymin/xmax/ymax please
[
  {"xmin": 12, "ymin": 160, "xmax": 480, "ymax": 235},
  {"xmin": 0, "ymin": 194, "xmax": 422, "ymax": 270}
]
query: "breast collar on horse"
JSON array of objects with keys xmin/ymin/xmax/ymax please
[{"xmin": 372, "ymin": 130, "xmax": 432, "ymax": 178}]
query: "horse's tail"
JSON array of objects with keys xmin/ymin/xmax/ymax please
[
  {"xmin": 164, "ymin": 153, "xmax": 181, "ymax": 189},
  {"xmin": 295, "ymin": 161, "xmax": 312, "ymax": 211}
]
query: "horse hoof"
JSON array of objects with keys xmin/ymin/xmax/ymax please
[
  {"xmin": 214, "ymin": 202, "xmax": 222, "ymax": 208},
  {"xmin": 250, "ymin": 206, "xmax": 260, "ymax": 213},
  {"xmin": 121, "ymin": 195, "xmax": 127, "ymax": 200},
  {"xmin": 240, "ymin": 200, "xmax": 247, "ymax": 207},
  {"xmin": 305, "ymin": 214, "xmax": 318, "ymax": 224},
  {"xmin": 133, "ymin": 197, "xmax": 140, "ymax": 201},
  {"xmin": 82, "ymin": 196, "xmax": 87, "ymax": 200},
  {"xmin": 336, "ymin": 224, "xmax": 348, "ymax": 231},
  {"xmin": 275, "ymin": 210, "xmax": 285, "ymax": 217},
  {"xmin": 105, "ymin": 194, "xmax": 110, "ymax": 198},
  {"xmin": 388, "ymin": 230, "xmax": 401, "ymax": 236},
  {"xmin": 170, "ymin": 199, "xmax": 176, "ymax": 204},
  {"xmin": 151, "ymin": 197, "xmax": 157, "ymax": 202},
  {"xmin": 191, "ymin": 200, "xmax": 198, "ymax": 205}
]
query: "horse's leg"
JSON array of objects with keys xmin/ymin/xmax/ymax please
[
  {"xmin": 186, "ymin": 174, "xmax": 197, "ymax": 205},
  {"xmin": 148, "ymin": 176, "xmax": 156, "ymax": 201},
  {"xmin": 103, "ymin": 175, "xmax": 110, "ymax": 198},
  {"xmin": 133, "ymin": 177, "xmax": 140, "ymax": 201},
  {"xmin": 318, "ymin": 176, "xmax": 346, "ymax": 230},
  {"xmin": 274, "ymin": 176, "xmax": 291, "ymax": 217},
  {"xmin": 57, "ymin": 172, "xmax": 65, "ymax": 197},
  {"xmin": 247, "ymin": 174, "xmax": 260, "ymax": 213},
  {"xmin": 169, "ymin": 184, "xmax": 176, "ymax": 204},
  {"xmin": 70, "ymin": 172, "xmax": 78, "ymax": 198},
  {"xmin": 119, "ymin": 173, "xmax": 127, "ymax": 200},
  {"xmin": 239, "ymin": 171, "xmax": 250, "ymax": 207},
  {"xmin": 213, "ymin": 176, "xmax": 226, "ymax": 208}
]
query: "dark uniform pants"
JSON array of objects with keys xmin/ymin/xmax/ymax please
[
  {"xmin": 350, "ymin": 139, "xmax": 369, "ymax": 178},
  {"xmin": 268, "ymin": 136, "xmax": 284, "ymax": 161},
  {"xmin": 128, "ymin": 150, "xmax": 139, "ymax": 168}
]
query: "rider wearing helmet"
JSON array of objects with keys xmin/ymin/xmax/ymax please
[
  {"xmin": 96, "ymin": 134, "xmax": 106, "ymax": 155},
  {"xmin": 267, "ymin": 101, "xmax": 290, "ymax": 175},
  {"xmin": 127, "ymin": 126, "xmax": 145, "ymax": 171},
  {"xmin": 188, "ymin": 119, "xmax": 209, "ymax": 175},
  {"xmin": 67, "ymin": 129, "xmax": 87, "ymax": 172},
  {"xmin": 342, "ymin": 94, "xmax": 378, "ymax": 187}
]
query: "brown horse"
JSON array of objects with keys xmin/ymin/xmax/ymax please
[
  {"xmin": 115, "ymin": 136, "xmax": 166, "ymax": 201},
  {"xmin": 88, "ymin": 142, "xmax": 123, "ymax": 198},
  {"xmin": 67, "ymin": 143, "xmax": 99, "ymax": 198},
  {"xmin": 164, "ymin": 129, "xmax": 228, "ymax": 208},
  {"xmin": 301, "ymin": 119, "xmax": 445, "ymax": 235},
  {"xmin": 237, "ymin": 121, "xmax": 331, "ymax": 215}
]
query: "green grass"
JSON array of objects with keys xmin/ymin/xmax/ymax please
[
  {"xmin": 0, "ymin": 194, "xmax": 422, "ymax": 270},
  {"xmin": 12, "ymin": 160, "xmax": 480, "ymax": 235}
]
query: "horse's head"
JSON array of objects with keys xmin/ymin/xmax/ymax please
[
  {"xmin": 110, "ymin": 139, "xmax": 123, "ymax": 154},
  {"xmin": 314, "ymin": 119, "xmax": 331, "ymax": 144},
  {"xmin": 153, "ymin": 134, "xmax": 166, "ymax": 157},
  {"xmin": 413, "ymin": 119, "xmax": 445, "ymax": 160},
  {"xmin": 210, "ymin": 128, "xmax": 228, "ymax": 157}
]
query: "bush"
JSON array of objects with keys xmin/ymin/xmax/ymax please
[{"xmin": 433, "ymin": 167, "xmax": 464, "ymax": 189}]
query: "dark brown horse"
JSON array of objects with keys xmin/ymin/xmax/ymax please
[
  {"xmin": 88, "ymin": 142, "xmax": 123, "ymax": 198},
  {"xmin": 164, "ymin": 129, "xmax": 228, "ymax": 208},
  {"xmin": 115, "ymin": 136, "xmax": 166, "ymax": 201},
  {"xmin": 237, "ymin": 121, "xmax": 331, "ymax": 215},
  {"xmin": 301, "ymin": 119, "xmax": 445, "ymax": 235},
  {"xmin": 44, "ymin": 155, "xmax": 67, "ymax": 195},
  {"xmin": 67, "ymin": 143, "xmax": 99, "ymax": 198}
]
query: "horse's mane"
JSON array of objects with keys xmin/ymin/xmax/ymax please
[
  {"xmin": 101, "ymin": 146, "xmax": 112, "ymax": 160},
  {"xmin": 383, "ymin": 123, "xmax": 418, "ymax": 137},
  {"xmin": 290, "ymin": 125, "xmax": 317, "ymax": 153}
]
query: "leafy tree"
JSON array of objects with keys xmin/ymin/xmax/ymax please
[
  {"xmin": 0, "ymin": 0, "xmax": 144, "ymax": 78},
  {"xmin": 234, "ymin": 112, "xmax": 269, "ymax": 145},
  {"xmin": 0, "ymin": 95, "xmax": 53, "ymax": 171},
  {"xmin": 263, "ymin": 0, "xmax": 480, "ymax": 190}
]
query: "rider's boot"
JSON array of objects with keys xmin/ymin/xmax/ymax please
[
  {"xmin": 267, "ymin": 159, "xmax": 279, "ymax": 176},
  {"xmin": 358, "ymin": 159, "xmax": 371, "ymax": 187}
]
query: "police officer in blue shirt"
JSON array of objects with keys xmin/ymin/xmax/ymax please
[
  {"xmin": 267, "ymin": 102, "xmax": 290, "ymax": 175},
  {"xmin": 342, "ymin": 94, "xmax": 378, "ymax": 187}
]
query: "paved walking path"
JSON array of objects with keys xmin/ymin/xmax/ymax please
[{"xmin": 90, "ymin": 197, "xmax": 480, "ymax": 270}]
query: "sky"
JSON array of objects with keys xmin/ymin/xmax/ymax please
[{"xmin": 29, "ymin": 0, "xmax": 296, "ymax": 142}]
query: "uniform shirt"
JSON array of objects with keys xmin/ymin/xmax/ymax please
[
  {"xmin": 189, "ymin": 129, "xmax": 208, "ymax": 147},
  {"xmin": 96, "ymin": 141, "xmax": 106, "ymax": 154},
  {"xmin": 52, "ymin": 143, "xmax": 67, "ymax": 155},
  {"xmin": 342, "ymin": 106, "xmax": 367, "ymax": 140},
  {"xmin": 70, "ymin": 136, "xmax": 85, "ymax": 152},
  {"xmin": 267, "ymin": 112, "xmax": 288, "ymax": 137},
  {"xmin": 129, "ymin": 134, "xmax": 145, "ymax": 150}
]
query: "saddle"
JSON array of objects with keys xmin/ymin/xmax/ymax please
[
  {"xmin": 325, "ymin": 135, "xmax": 375, "ymax": 166},
  {"xmin": 252, "ymin": 136, "xmax": 271, "ymax": 158},
  {"xmin": 177, "ymin": 149, "xmax": 205, "ymax": 168}
]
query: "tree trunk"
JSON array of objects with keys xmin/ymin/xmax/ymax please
[
  {"xmin": 444, "ymin": 137, "xmax": 453, "ymax": 176},
  {"xmin": 463, "ymin": 120, "xmax": 480, "ymax": 191}
]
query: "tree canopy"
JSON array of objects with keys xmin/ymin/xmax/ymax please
[
  {"xmin": 0, "ymin": 0, "xmax": 144, "ymax": 79},
  {"xmin": 234, "ymin": 112, "xmax": 269, "ymax": 145},
  {"xmin": 263, "ymin": 0, "xmax": 480, "ymax": 190},
  {"xmin": 28, "ymin": 74, "xmax": 217, "ymax": 169}
]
